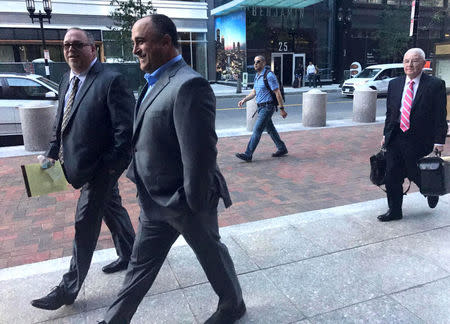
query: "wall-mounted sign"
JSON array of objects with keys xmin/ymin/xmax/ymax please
[{"xmin": 247, "ymin": 6, "xmax": 304, "ymax": 18}]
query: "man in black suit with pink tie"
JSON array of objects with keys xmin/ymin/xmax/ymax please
[{"xmin": 379, "ymin": 48, "xmax": 447, "ymax": 222}]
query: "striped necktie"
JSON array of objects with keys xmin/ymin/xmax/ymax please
[
  {"xmin": 59, "ymin": 76, "xmax": 80, "ymax": 163},
  {"xmin": 400, "ymin": 80, "xmax": 414, "ymax": 132}
]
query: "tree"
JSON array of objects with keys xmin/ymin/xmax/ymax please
[
  {"xmin": 108, "ymin": 0, "xmax": 156, "ymax": 61},
  {"xmin": 375, "ymin": 7, "xmax": 410, "ymax": 62}
]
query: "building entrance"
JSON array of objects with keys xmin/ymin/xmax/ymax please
[{"xmin": 271, "ymin": 53, "xmax": 305, "ymax": 87}]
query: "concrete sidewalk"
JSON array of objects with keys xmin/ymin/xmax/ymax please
[{"xmin": 1, "ymin": 193, "xmax": 449, "ymax": 323}]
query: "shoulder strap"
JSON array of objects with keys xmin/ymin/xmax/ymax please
[{"xmin": 263, "ymin": 69, "xmax": 271, "ymax": 92}]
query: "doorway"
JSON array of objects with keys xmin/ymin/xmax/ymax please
[{"xmin": 271, "ymin": 53, "xmax": 306, "ymax": 87}]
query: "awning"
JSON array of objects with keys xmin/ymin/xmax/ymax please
[{"xmin": 211, "ymin": 0, "xmax": 322, "ymax": 16}]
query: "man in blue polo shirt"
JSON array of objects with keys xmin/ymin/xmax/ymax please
[{"xmin": 236, "ymin": 55, "xmax": 288, "ymax": 162}]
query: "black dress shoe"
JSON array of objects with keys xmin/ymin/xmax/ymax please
[
  {"xmin": 427, "ymin": 196, "xmax": 439, "ymax": 209},
  {"xmin": 102, "ymin": 258, "xmax": 128, "ymax": 274},
  {"xmin": 272, "ymin": 148, "xmax": 288, "ymax": 157},
  {"xmin": 377, "ymin": 210, "xmax": 403, "ymax": 222},
  {"xmin": 204, "ymin": 301, "xmax": 246, "ymax": 324},
  {"xmin": 31, "ymin": 286, "xmax": 74, "ymax": 310},
  {"xmin": 235, "ymin": 153, "xmax": 252, "ymax": 162}
]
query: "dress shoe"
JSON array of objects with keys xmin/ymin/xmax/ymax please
[
  {"xmin": 272, "ymin": 148, "xmax": 288, "ymax": 157},
  {"xmin": 377, "ymin": 210, "xmax": 403, "ymax": 222},
  {"xmin": 31, "ymin": 286, "xmax": 74, "ymax": 310},
  {"xmin": 102, "ymin": 258, "xmax": 128, "ymax": 274},
  {"xmin": 427, "ymin": 195, "xmax": 439, "ymax": 208},
  {"xmin": 235, "ymin": 153, "xmax": 252, "ymax": 162},
  {"xmin": 204, "ymin": 301, "xmax": 246, "ymax": 324}
]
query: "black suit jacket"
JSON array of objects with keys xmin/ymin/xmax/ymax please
[
  {"xmin": 126, "ymin": 59, "xmax": 232, "ymax": 220},
  {"xmin": 384, "ymin": 73, "xmax": 447, "ymax": 152},
  {"xmin": 46, "ymin": 60, "xmax": 135, "ymax": 189}
]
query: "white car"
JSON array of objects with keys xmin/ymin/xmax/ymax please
[
  {"xmin": 341, "ymin": 63, "xmax": 405, "ymax": 96},
  {"xmin": 0, "ymin": 73, "xmax": 59, "ymax": 136}
]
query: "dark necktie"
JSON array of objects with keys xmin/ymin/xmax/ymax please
[{"xmin": 59, "ymin": 77, "xmax": 80, "ymax": 163}]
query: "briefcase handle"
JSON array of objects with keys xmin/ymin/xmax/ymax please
[{"xmin": 433, "ymin": 148, "xmax": 442, "ymax": 157}]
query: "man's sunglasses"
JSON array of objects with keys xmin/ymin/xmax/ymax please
[{"xmin": 63, "ymin": 43, "xmax": 91, "ymax": 50}]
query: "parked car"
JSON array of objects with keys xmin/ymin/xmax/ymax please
[
  {"xmin": 341, "ymin": 63, "xmax": 404, "ymax": 96},
  {"xmin": 0, "ymin": 73, "xmax": 58, "ymax": 136}
]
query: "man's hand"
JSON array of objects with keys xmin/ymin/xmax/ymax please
[
  {"xmin": 434, "ymin": 144, "xmax": 444, "ymax": 153},
  {"xmin": 37, "ymin": 155, "xmax": 55, "ymax": 169},
  {"xmin": 381, "ymin": 136, "xmax": 385, "ymax": 147},
  {"xmin": 280, "ymin": 109, "xmax": 287, "ymax": 119},
  {"xmin": 238, "ymin": 99, "xmax": 245, "ymax": 108}
]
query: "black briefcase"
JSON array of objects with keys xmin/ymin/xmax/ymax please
[
  {"xmin": 370, "ymin": 148, "xmax": 386, "ymax": 186},
  {"xmin": 418, "ymin": 154, "xmax": 450, "ymax": 196}
]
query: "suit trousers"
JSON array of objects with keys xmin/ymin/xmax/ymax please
[
  {"xmin": 104, "ymin": 201, "xmax": 243, "ymax": 324},
  {"xmin": 59, "ymin": 168, "xmax": 135, "ymax": 300},
  {"xmin": 385, "ymin": 130, "xmax": 431, "ymax": 212}
]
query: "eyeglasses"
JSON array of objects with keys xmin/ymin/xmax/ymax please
[
  {"xmin": 403, "ymin": 59, "xmax": 423, "ymax": 65},
  {"xmin": 254, "ymin": 60, "xmax": 261, "ymax": 64},
  {"xmin": 63, "ymin": 43, "xmax": 91, "ymax": 50}
]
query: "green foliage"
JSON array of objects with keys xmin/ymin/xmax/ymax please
[
  {"xmin": 108, "ymin": 0, "xmax": 156, "ymax": 61},
  {"xmin": 375, "ymin": 7, "xmax": 410, "ymax": 62}
]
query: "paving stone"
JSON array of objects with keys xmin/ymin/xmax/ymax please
[
  {"xmin": 292, "ymin": 216, "xmax": 388, "ymax": 253},
  {"xmin": 309, "ymin": 296, "xmax": 424, "ymax": 324},
  {"xmin": 167, "ymin": 236, "xmax": 258, "ymax": 288},
  {"xmin": 0, "ymin": 270, "xmax": 85, "ymax": 323},
  {"xmin": 183, "ymin": 271, "xmax": 304, "ymax": 323},
  {"xmin": 392, "ymin": 277, "xmax": 450, "ymax": 324},
  {"xmin": 84, "ymin": 260, "xmax": 179, "ymax": 311},
  {"xmin": 231, "ymin": 225, "xmax": 327, "ymax": 268},
  {"xmin": 383, "ymin": 227, "xmax": 450, "ymax": 273},
  {"xmin": 131, "ymin": 289, "xmax": 195, "ymax": 324},
  {"xmin": 263, "ymin": 252, "xmax": 383, "ymax": 317},
  {"xmin": 343, "ymin": 241, "xmax": 449, "ymax": 294}
]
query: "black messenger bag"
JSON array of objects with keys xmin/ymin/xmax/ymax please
[{"xmin": 418, "ymin": 153, "xmax": 450, "ymax": 196}]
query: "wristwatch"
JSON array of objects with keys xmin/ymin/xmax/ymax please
[{"xmin": 279, "ymin": 106, "xmax": 285, "ymax": 110}]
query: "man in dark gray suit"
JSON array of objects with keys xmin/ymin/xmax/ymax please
[
  {"xmin": 31, "ymin": 28, "xmax": 135, "ymax": 310},
  {"xmin": 100, "ymin": 15, "xmax": 245, "ymax": 324}
]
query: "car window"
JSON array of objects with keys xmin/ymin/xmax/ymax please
[
  {"xmin": 357, "ymin": 68, "xmax": 381, "ymax": 78},
  {"xmin": 392, "ymin": 68, "xmax": 405, "ymax": 78},
  {"xmin": 4, "ymin": 77, "xmax": 50, "ymax": 100},
  {"xmin": 377, "ymin": 69, "xmax": 392, "ymax": 79}
]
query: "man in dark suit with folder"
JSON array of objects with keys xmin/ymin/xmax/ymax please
[
  {"xmin": 379, "ymin": 48, "xmax": 448, "ymax": 222},
  {"xmin": 31, "ymin": 27, "xmax": 135, "ymax": 310},
  {"xmin": 100, "ymin": 15, "xmax": 245, "ymax": 324}
]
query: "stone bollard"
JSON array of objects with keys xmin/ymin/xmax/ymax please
[
  {"xmin": 353, "ymin": 86, "xmax": 377, "ymax": 123},
  {"xmin": 246, "ymin": 98, "xmax": 257, "ymax": 132},
  {"xmin": 18, "ymin": 103, "xmax": 57, "ymax": 151},
  {"xmin": 302, "ymin": 89, "xmax": 327, "ymax": 127}
]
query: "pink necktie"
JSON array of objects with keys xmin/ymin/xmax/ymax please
[{"xmin": 400, "ymin": 80, "xmax": 414, "ymax": 132}]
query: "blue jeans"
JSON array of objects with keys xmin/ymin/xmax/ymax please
[{"xmin": 245, "ymin": 105, "xmax": 286, "ymax": 157}]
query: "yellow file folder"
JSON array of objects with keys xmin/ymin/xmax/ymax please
[{"xmin": 21, "ymin": 161, "xmax": 69, "ymax": 197}]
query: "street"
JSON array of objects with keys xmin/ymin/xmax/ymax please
[{"xmin": 216, "ymin": 92, "xmax": 387, "ymax": 130}]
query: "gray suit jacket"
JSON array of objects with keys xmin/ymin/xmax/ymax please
[
  {"xmin": 127, "ymin": 59, "xmax": 232, "ymax": 219},
  {"xmin": 47, "ymin": 61, "xmax": 135, "ymax": 188}
]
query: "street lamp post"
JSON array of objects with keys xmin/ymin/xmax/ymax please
[
  {"xmin": 336, "ymin": 5, "xmax": 352, "ymax": 83},
  {"xmin": 25, "ymin": 0, "xmax": 52, "ymax": 77}
]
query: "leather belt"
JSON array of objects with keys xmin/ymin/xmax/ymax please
[{"xmin": 257, "ymin": 102, "xmax": 275, "ymax": 108}]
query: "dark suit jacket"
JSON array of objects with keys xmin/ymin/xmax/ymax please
[
  {"xmin": 127, "ymin": 59, "xmax": 231, "ymax": 219},
  {"xmin": 46, "ymin": 60, "xmax": 135, "ymax": 189},
  {"xmin": 384, "ymin": 73, "xmax": 447, "ymax": 153}
]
